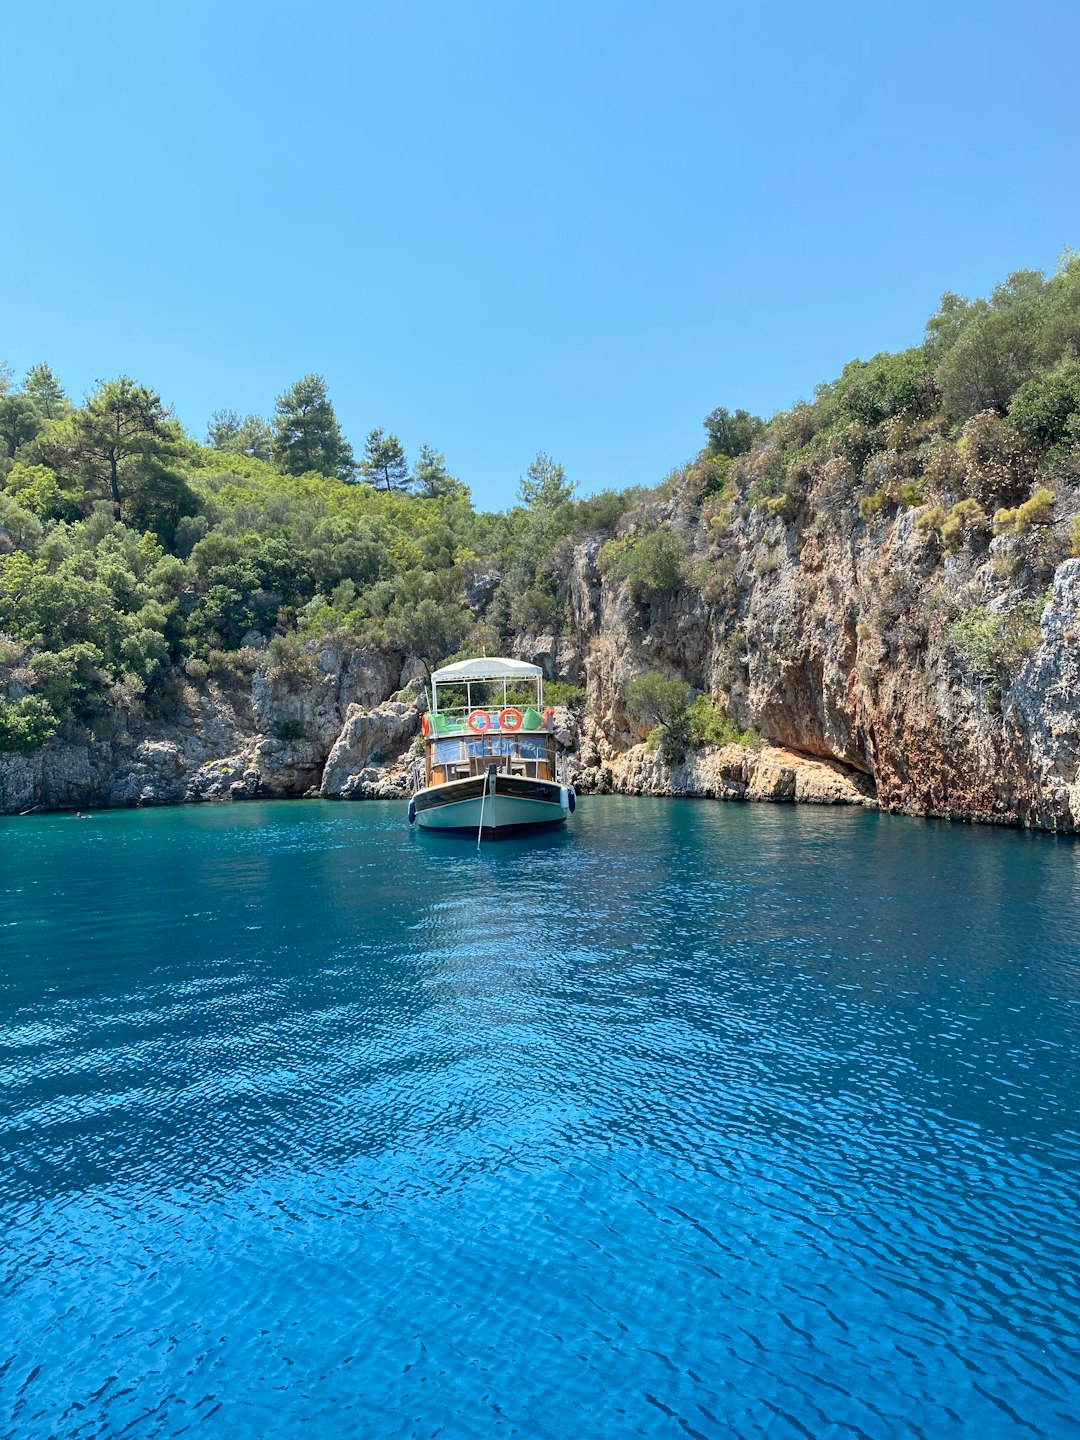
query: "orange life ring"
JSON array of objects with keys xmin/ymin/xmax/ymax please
[
  {"xmin": 499, "ymin": 707, "xmax": 524, "ymax": 732},
  {"xmin": 421, "ymin": 714, "xmax": 431, "ymax": 737},
  {"xmin": 467, "ymin": 709, "xmax": 491, "ymax": 733},
  {"xmin": 542, "ymin": 707, "xmax": 555, "ymax": 725}
]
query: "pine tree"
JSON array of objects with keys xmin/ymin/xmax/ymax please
[
  {"xmin": 207, "ymin": 409, "xmax": 273, "ymax": 461},
  {"xmin": 359, "ymin": 427, "xmax": 409, "ymax": 493},
  {"xmin": 517, "ymin": 452, "xmax": 575, "ymax": 509},
  {"xmin": 23, "ymin": 363, "xmax": 68, "ymax": 419},
  {"xmin": 411, "ymin": 443, "xmax": 458, "ymax": 498},
  {"xmin": 48, "ymin": 376, "xmax": 181, "ymax": 523},
  {"xmin": 206, "ymin": 409, "xmax": 241, "ymax": 448},
  {"xmin": 271, "ymin": 375, "xmax": 354, "ymax": 480}
]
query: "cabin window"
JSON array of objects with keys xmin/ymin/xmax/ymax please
[{"xmin": 464, "ymin": 737, "xmax": 517, "ymax": 758}]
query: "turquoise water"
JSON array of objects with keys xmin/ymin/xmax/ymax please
[{"xmin": 2, "ymin": 798, "xmax": 1080, "ymax": 1439}]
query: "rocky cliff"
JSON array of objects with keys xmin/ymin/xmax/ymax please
[
  {"xmin": 0, "ymin": 641, "xmax": 420, "ymax": 814},
  {"xmin": 549, "ymin": 452, "xmax": 1080, "ymax": 832},
  {"xmin": 5, "ymin": 455, "xmax": 1080, "ymax": 828}
]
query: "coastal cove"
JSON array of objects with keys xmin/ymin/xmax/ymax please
[{"xmin": 3, "ymin": 798, "xmax": 1080, "ymax": 1438}]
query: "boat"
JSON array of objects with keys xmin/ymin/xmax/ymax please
[{"xmin": 407, "ymin": 657, "xmax": 575, "ymax": 838}]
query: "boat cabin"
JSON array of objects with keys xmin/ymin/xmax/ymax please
[{"xmin": 421, "ymin": 657, "xmax": 558, "ymax": 786}]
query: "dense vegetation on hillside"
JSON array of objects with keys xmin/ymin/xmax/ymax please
[
  {"xmin": 2, "ymin": 251, "xmax": 1080, "ymax": 754},
  {"xmin": 0, "ymin": 368, "xmax": 638, "ymax": 750}
]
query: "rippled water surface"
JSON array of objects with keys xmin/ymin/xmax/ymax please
[{"xmin": 3, "ymin": 798, "xmax": 1080, "ymax": 1439}]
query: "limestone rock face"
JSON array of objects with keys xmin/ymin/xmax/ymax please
[
  {"xmin": 320, "ymin": 702, "xmax": 419, "ymax": 799},
  {"xmin": 572, "ymin": 740, "xmax": 872, "ymax": 808},
  {"xmin": 1005, "ymin": 559, "xmax": 1080, "ymax": 831},
  {"xmin": 554, "ymin": 476, "xmax": 1080, "ymax": 832},
  {"xmin": 0, "ymin": 641, "xmax": 408, "ymax": 814}
]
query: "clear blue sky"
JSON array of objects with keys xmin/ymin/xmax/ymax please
[{"xmin": 2, "ymin": 0, "xmax": 1079, "ymax": 510}]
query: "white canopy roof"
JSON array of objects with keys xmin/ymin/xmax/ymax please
[{"xmin": 431, "ymin": 657, "xmax": 543, "ymax": 683}]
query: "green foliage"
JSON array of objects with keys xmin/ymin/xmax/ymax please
[
  {"xmin": 359, "ymin": 427, "xmax": 409, "ymax": 493},
  {"xmin": 570, "ymin": 488, "xmax": 636, "ymax": 534},
  {"xmin": 44, "ymin": 377, "xmax": 182, "ymax": 524},
  {"xmin": 207, "ymin": 409, "xmax": 273, "ymax": 461},
  {"xmin": 3, "ymin": 462, "xmax": 81, "ymax": 523},
  {"xmin": 0, "ymin": 695, "xmax": 58, "ymax": 753},
  {"xmin": 946, "ymin": 600, "xmax": 1044, "ymax": 689},
  {"xmin": 993, "ymin": 488, "xmax": 1054, "ymax": 537},
  {"xmin": 22, "ymin": 364, "xmax": 68, "ymax": 420},
  {"xmin": 28, "ymin": 643, "xmax": 104, "ymax": 715},
  {"xmin": 703, "ymin": 406, "xmax": 765, "ymax": 459},
  {"xmin": 390, "ymin": 595, "xmax": 470, "ymax": 665},
  {"xmin": 543, "ymin": 681, "xmax": 586, "ymax": 706},
  {"xmin": 518, "ymin": 452, "xmax": 576, "ymax": 510},
  {"xmin": 940, "ymin": 498, "xmax": 990, "ymax": 554},
  {"xmin": 626, "ymin": 671, "xmax": 692, "ymax": 764},
  {"xmin": 1007, "ymin": 357, "xmax": 1080, "ymax": 449},
  {"xmin": 686, "ymin": 694, "xmax": 762, "ymax": 749},
  {"xmin": 0, "ymin": 393, "xmax": 44, "ymax": 459},
  {"xmin": 927, "ymin": 258, "xmax": 1080, "ymax": 423},
  {"xmin": 836, "ymin": 348, "xmax": 935, "ymax": 427},
  {"xmin": 272, "ymin": 375, "xmax": 354, "ymax": 481},
  {"xmin": 509, "ymin": 586, "xmax": 557, "ymax": 632},
  {"xmin": 605, "ymin": 527, "xmax": 684, "ymax": 599},
  {"xmin": 0, "ymin": 489, "xmax": 44, "ymax": 549},
  {"xmin": 411, "ymin": 444, "xmax": 461, "ymax": 499}
]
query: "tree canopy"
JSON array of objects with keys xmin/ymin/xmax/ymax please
[
  {"xmin": 359, "ymin": 428, "xmax": 409, "ymax": 493},
  {"xmin": 272, "ymin": 375, "xmax": 355, "ymax": 480}
]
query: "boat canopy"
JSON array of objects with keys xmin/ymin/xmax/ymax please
[{"xmin": 431, "ymin": 657, "xmax": 543, "ymax": 683}]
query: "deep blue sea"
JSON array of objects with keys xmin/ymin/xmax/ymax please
[{"xmin": 2, "ymin": 797, "xmax": 1080, "ymax": 1439}]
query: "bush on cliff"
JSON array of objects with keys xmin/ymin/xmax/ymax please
[
  {"xmin": 603, "ymin": 528, "xmax": 685, "ymax": 600},
  {"xmin": 627, "ymin": 671, "xmax": 692, "ymax": 765},
  {"xmin": 687, "ymin": 695, "xmax": 762, "ymax": 750},
  {"xmin": 0, "ymin": 695, "xmax": 57, "ymax": 753},
  {"xmin": 946, "ymin": 600, "xmax": 1044, "ymax": 692}
]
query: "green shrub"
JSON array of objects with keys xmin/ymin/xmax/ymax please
[
  {"xmin": 544, "ymin": 681, "xmax": 586, "ymax": 707},
  {"xmin": 0, "ymin": 695, "xmax": 58, "ymax": 753},
  {"xmin": 703, "ymin": 406, "xmax": 766, "ymax": 459},
  {"xmin": 687, "ymin": 694, "xmax": 762, "ymax": 749},
  {"xmin": 27, "ymin": 643, "xmax": 104, "ymax": 715},
  {"xmin": 940, "ymin": 499, "xmax": 990, "ymax": 554},
  {"xmin": 1008, "ymin": 357, "xmax": 1080, "ymax": 448},
  {"xmin": 275, "ymin": 717, "xmax": 306, "ymax": 741},
  {"xmin": 837, "ymin": 348, "xmax": 936, "ymax": 427},
  {"xmin": 900, "ymin": 481, "xmax": 923, "ymax": 507},
  {"xmin": 946, "ymin": 601, "xmax": 1044, "ymax": 689},
  {"xmin": 607, "ymin": 528, "xmax": 684, "ymax": 600},
  {"xmin": 509, "ymin": 586, "xmax": 558, "ymax": 632},
  {"xmin": 915, "ymin": 503, "xmax": 947, "ymax": 539},
  {"xmin": 993, "ymin": 487, "xmax": 1054, "ymax": 536},
  {"xmin": 626, "ymin": 671, "xmax": 691, "ymax": 764}
]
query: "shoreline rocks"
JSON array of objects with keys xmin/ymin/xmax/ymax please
[{"xmin": 571, "ymin": 740, "xmax": 875, "ymax": 809}]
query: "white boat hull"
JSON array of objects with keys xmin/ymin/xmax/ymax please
[{"xmin": 410, "ymin": 773, "xmax": 571, "ymax": 836}]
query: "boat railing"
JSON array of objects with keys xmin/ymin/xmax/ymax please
[{"xmin": 427, "ymin": 704, "xmax": 553, "ymax": 734}]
